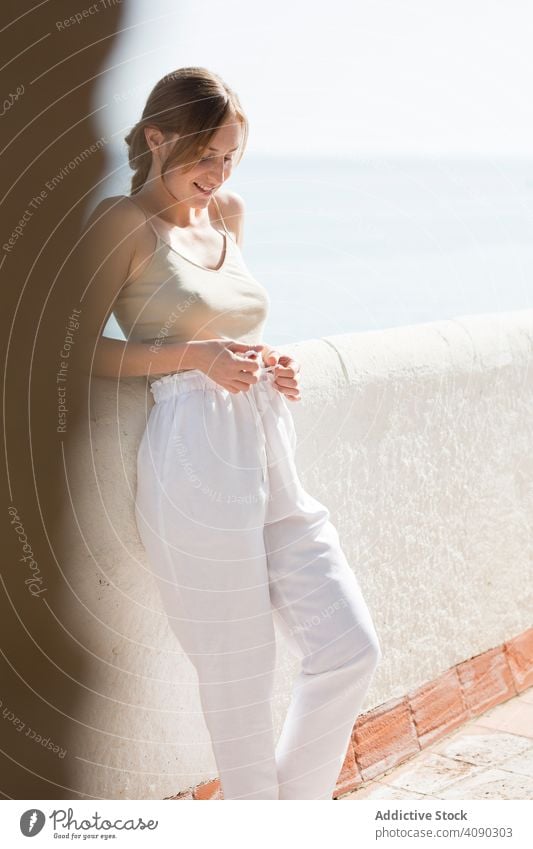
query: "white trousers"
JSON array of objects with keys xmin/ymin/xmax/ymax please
[{"xmin": 135, "ymin": 367, "xmax": 382, "ymax": 800}]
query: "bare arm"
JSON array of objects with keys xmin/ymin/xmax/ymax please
[
  {"xmin": 91, "ymin": 335, "xmax": 207, "ymax": 379},
  {"xmin": 76, "ymin": 196, "xmax": 206, "ymax": 379}
]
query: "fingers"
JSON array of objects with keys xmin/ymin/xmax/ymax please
[
  {"xmin": 232, "ymin": 349, "xmax": 257, "ymax": 361},
  {"xmin": 275, "ymin": 378, "xmax": 298, "ymax": 390},
  {"xmin": 228, "ymin": 341, "xmax": 264, "ymax": 354},
  {"xmin": 276, "ymin": 388, "xmax": 300, "ymax": 401},
  {"xmin": 274, "ymin": 356, "xmax": 300, "ymax": 376},
  {"xmin": 230, "ymin": 366, "xmax": 261, "ymax": 391},
  {"xmin": 236, "ymin": 362, "xmax": 262, "ymax": 381},
  {"xmin": 273, "ymin": 367, "xmax": 297, "ymax": 378},
  {"xmin": 276, "ymin": 386, "xmax": 301, "ymax": 401},
  {"xmin": 225, "ymin": 346, "xmax": 302, "ymax": 398},
  {"xmin": 272, "ymin": 356, "xmax": 301, "ymax": 400}
]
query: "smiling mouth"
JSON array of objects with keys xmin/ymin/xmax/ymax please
[{"xmin": 193, "ymin": 182, "xmax": 217, "ymax": 196}]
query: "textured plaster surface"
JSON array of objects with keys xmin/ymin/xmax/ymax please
[{"xmin": 64, "ymin": 310, "xmax": 533, "ymax": 798}]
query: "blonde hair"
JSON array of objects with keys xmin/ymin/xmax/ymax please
[{"xmin": 124, "ymin": 67, "xmax": 248, "ymax": 196}]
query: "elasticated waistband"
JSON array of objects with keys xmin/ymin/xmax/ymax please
[{"xmin": 150, "ymin": 367, "xmax": 275, "ymax": 403}]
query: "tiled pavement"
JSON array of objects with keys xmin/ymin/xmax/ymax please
[{"xmin": 340, "ymin": 685, "xmax": 533, "ymax": 800}]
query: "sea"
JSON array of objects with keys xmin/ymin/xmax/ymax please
[{"xmin": 94, "ymin": 153, "xmax": 533, "ymax": 346}]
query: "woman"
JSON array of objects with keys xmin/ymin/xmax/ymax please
[{"xmin": 82, "ymin": 67, "xmax": 381, "ymax": 800}]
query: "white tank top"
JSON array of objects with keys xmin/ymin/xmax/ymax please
[{"xmin": 113, "ymin": 194, "xmax": 271, "ymax": 383}]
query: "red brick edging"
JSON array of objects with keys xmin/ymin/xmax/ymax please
[{"xmin": 165, "ymin": 627, "xmax": 533, "ymax": 800}]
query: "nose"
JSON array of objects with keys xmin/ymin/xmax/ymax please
[{"xmin": 209, "ymin": 155, "xmax": 228, "ymax": 184}]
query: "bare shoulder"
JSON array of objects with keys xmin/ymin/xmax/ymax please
[
  {"xmin": 84, "ymin": 194, "xmax": 143, "ymax": 232},
  {"xmin": 212, "ymin": 189, "xmax": 246, "ymax": 248},
  {"xmin": 79, "ymin": 195, "xmax": 145, "ymax": 293}
]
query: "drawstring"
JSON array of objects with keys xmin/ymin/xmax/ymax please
[
  {"xmin": 198, "ymin": 351, "xmax": 275, "ymax": 484},
  {"xmin": 241, "ymin": 351, "xmax": 276, "ymax": 484},
  {"xmin": 244, "ymin": 390, "xmax": 268, "ymax": 484}
]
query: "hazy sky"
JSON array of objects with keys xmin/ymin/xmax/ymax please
[{"xmin": 94, "ymin": 0, "xmax": 533, "ymax": 157}]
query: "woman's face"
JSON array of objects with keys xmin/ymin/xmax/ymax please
[{"xmin": 152, "ymin": 118, "xmax": 242, "ymax": 206}]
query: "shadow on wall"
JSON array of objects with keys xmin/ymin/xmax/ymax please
[{"xmin": 0, "ymin": 0, "xmax": 124, "ymax": 799}]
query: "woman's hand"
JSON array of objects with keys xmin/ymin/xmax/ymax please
[
  {"xmin": 196, "ymin": 339, "xmax": 263, "ymax": 394},
  {"xmin": 261, "ymin": 346, "xmax": 301, "ymax": 402}
]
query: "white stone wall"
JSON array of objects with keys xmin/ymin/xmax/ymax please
[{"xmin": 63, "ymin": 309, "xmax": 533, "ymax": 798}]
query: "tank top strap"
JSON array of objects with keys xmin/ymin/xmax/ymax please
[
  {"xmin": 123, "ymin": 195, "xmax": 162, "ymax": 242},
  {"xmin": 124, "ymin": 192, "xmax": 235, "ymax": 252},
  {"xmin": 211, "ymin": 194, "xmax": 235, "ymax": 243}
]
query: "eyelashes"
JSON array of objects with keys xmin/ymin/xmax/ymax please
[{"xmin": 199, "ymin": 156, "xmax": 234, "ymax": 164}]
